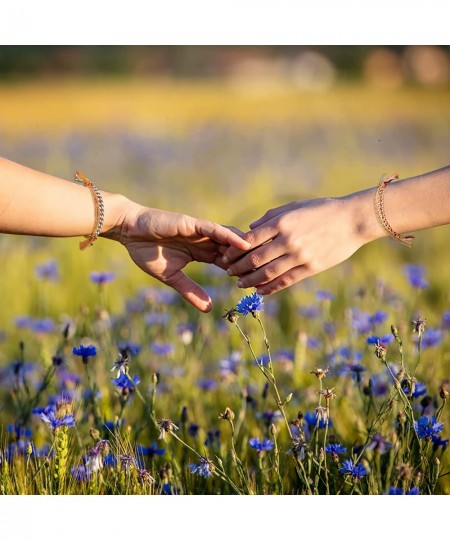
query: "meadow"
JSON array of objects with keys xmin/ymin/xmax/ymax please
[{"xmin": 0, "ymin": 77, "xmax": 449, "ymax": 495}]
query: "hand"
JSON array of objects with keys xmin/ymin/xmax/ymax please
[
  {"xmin": 222, "ymin": 195, "xmax": 376, "ymax": 294},
  {"xmin": 110, "ymin": 203, "xmax": 250, "ymax": 312}
]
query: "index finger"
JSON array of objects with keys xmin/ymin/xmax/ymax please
[
  {"xmin": 221, "ymin": 224, "xmax": 279, "ymax": 264},
  {"xmin": 195, "ymin": 221, "xmax": 251, "ymax": 251}
]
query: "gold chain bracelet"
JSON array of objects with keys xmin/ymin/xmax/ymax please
[
  {"xmin": 74, "ymin": 171, "xmax": 105, "ymax": 250},
  {"xmin": 374, "ymin": 173, "xmax": 415, "ymax": 248}
]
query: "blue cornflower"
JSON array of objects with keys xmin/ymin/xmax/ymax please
[
  {"xmin": 219, "ymin": 352, "xmax": 241, "ymax": 377},
  {"xmin": 367, "ymin": 334, "xmax": 394, "ymax": 346},
  {"xmin": 351, "ymin": 309, "xmax": 387, "ymax": 334},
  {"xmin": 117, "ymin": 341, "xmax": 141, "ymax": 357},
  {"xmin": 151, "ymin": 342, "xmax": 174, "ymax": 356},
  {"xmin": 388, "ymin": 486, "xmax": 420, "ymax": 495},
  {"xmin": 32, "ymin": 405, "xmax": 55, "ymax": 416},
  {"xmin": 188, "ymin": 423, "xmax": 200, "ymax": 438},
  {"xmin": 40, "ymin": 410, "xmax": 75, "ymax": 429},
  {"xmin": 316, "ymin": 290, "xmax": 335, "ymax": 301},
  {"xmin": 31, "ymin": 318, "xmax": 55, "ymax": 334},
  {"xmin": 404, "ymin": 264, "xmax": 429, "ymax": 289},
  {"xmin": 73, "ymin": 344, "xmax": 97, "ymax": 364},
  {"xmin": 90, "ymin": 271, "xmax": 115, "ymax": 285},
  {"xmin": 369, "ymin": 310, "xmax": 388, "ymax": 326},
  {"xmin": 307, "ymin": 337, "xmax": 321, "ymax": 349},
  {"xmin": 196, "ymin": 379, "xmax": 218, "ymax": 391},
  {"xmin": 432, "ymin": 435, "xmax": 449, "ymax": 450},
  {"xmin": 442, "ymin": 311, "xmax": 450, "ymax": 329},
  {"xmin": 325, "ymin": 443, "xmax": 347, "ymax": 456},
  {"xmin": 111, "ymin": 373, "xmax": 140, "ymax": 391},
  {"xmin": 35, "ymin": 260, "xmax": 59, "ymax": 281},
  {"xmin": 414, "ymin": 416, "xmax": 444, "ymax": 439},
  {"xmin": 236, "ymin": 293, "xmax": 264, "ymax": 317},
  {"xmin": 339, "ymin": 459, "xmax": 368, "ymax": 480},
  {"xmin": 71, "ymin": 465, "xmax": 92, "ymax": 482},
  {"xmin": 258, "ymin": 410, "xmax": 283, "ymax": 426},
  {"xmin": 298, "ymin": 304, "xmax": 320, "ymax": 319},
  {"xmin": 402, "ymin": 380, "xmax": 427, "ymax": 399},
  {"xmin": 7, "ymin": 425, "xmax": 33, "ymax": 439},
  {"xmin": 204, "ymin": 429, "xmax": 221, "ymax": 449},
  {"xmin": 421, "ymin": 328, "xmax": 443, "ymax": 349},
  {"xmin": 369, "ymin": 373, "xmax": 390, "ymax": 397},
  {"xmin": 137, "ymin": 442, "xmax": 166, "ymax": 458},
  {"xmin": 345, "ymin": 361, "xmax": 366, "ymax": 383},
  {"xmin": 188, "ymin": 457, "xmax": 213, "ymax": 478},
  {"xmin": 14, "ymin": 315, "xmax": 32, "ymax": 329},
  {"xmin": 256, "ymin": 354, "xmax": 270, "ymax": 367},
  {"xmin": 304, "ymin": 411, "xmax": 332, "ymax": 430},
  {"xmin": 366, "ymin": 433, "xmax": 392, "ymax": 454},
  {"xmin": 249, "ymin": 437, "xmax": 274, "ymax": 453},
  {"xmin": 274, "ymin": 349, "xmax": 295, "ymax": 363}
]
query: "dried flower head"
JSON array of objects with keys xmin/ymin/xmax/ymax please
[
  {"xmin": 157, "ymin": 418, "xmax": 179, "ymax": 440},
  {"xmin": 412, "ymin": 316, "xmax": 427, "ymax": 336},
  {"xmin": 315, "ymin": 405, "xmax": 329, "ymax": 423},
  {"xmin": 111, "ymin": 351, "xmax": 129, "ymax": 377},
  {"xmin": 137, "ymin": 468, "xmax": 155, "ymax": 485},
  {"xmin": 287, "ymin": 436, "xmax": 308, "ymax": 460},
  {"xmin": 374, "ymin": 340, "xmax": 388, "ymax": 360},
  {"xmin": 310, "ymin": 366, "xmax": 329, "ymax": 380},
  {"xmin": 318, "ymin": 387, "xmax": 336, "ymax": 400},
  {"xmin": 222, "ymin": 308, "xmax": 240, "ymax": 323}
]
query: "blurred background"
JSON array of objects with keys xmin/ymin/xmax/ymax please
[{"xmin": 0, "ymin": 45, "xmax": 449, "ymax": 321}]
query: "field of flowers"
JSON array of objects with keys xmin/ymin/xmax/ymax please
[{"xmin": 0, "ymin": 78, "xmax": 449, "ymax": 495}]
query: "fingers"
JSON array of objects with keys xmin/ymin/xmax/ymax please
[
  {"xmin": 195, "ymin": 220, "xmax": 250, "ymax": 251},
  {"xmin": 221, "ymin": 223, "xmax": 279, "ymax": 264},
  {"xmin": 249, "ymin": 202, "xmax": 299, "ymax": 229},
  {"xmin": 255, "ymin": 265, "xmax": 314, "ymax": 295},
  {"xmin": 226, "ymin": 241, "xmax": 287, "ymax": 277},
  {"xmin": 162, "ymin": 270, "xmax": 213, "ymax": 313},
  {"xmin": 233, "ymin": 254, "xmax": 298, "ymax": 289}
]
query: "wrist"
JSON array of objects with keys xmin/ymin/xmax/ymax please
[
  {"xmin": 343, "ymin": 187, "xmax": 387, "ymax": 244},
  {"xmin": 99, "ymin": 192, "xmax": 142, "ymax": 244}
]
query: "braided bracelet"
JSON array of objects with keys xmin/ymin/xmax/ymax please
[
  {"xmin": 74, "ymin": 171, "xmax": 105, "ymax": 250},
  {"xmin": 374, "ymin": 173, "xmax": 415, "ymax": 248}
]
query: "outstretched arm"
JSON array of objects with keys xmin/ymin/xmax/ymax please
[
  {"xmin": 0, "ymin": 156, "xmax": 250, "ymax": 312},
  {"xmin": 222, "ymin": 165, "xmax": 450, "ymax": 294}
]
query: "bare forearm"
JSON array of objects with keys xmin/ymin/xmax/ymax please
[
  {"xmin": 347, "ymin": 165, "xmax": 450, "ymax": 243},
  {"xmin": 0, "ymin": 156, "xmax": 129, "ymax": 238}
]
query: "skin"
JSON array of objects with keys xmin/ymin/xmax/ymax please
[
  {"xmin": 222, "ymin": 165, "xmax": 450, "ymax": 295},
  {"xmin": 0, "ymin": 156, "xmax": 250, "ymax": 312}
]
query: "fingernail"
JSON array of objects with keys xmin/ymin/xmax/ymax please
[
  {"xmin": 256, "ymin": 289, "xmax": 265, "ymax": 295},
  {"xmin": 237, "ymin": 280, "xmax": 244, "ymax": 287},
  {"xmin": 222, "ymin": 256, "xmax": 229, "ymax": 264},
  {"xmin": 227, "ymin": 268, "xmax": 233, "ymax": 276}
]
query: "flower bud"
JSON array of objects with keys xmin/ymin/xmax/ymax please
[{"xmin": 218, "ymin": 407, "xmax": 235, "ymax": 422}]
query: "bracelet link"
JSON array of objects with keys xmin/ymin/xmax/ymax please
[
  {"xmin": 374, "ymin": 173, "xmax": 415, "ymax": 248},
  {"xmin": 74, "ymin": 171, "xmax": 105, "ymax": 250}
]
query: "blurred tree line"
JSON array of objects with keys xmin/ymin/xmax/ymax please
[{"xmin": 0, "ymin": 46, "xmax": 449, "ymax": 87}]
